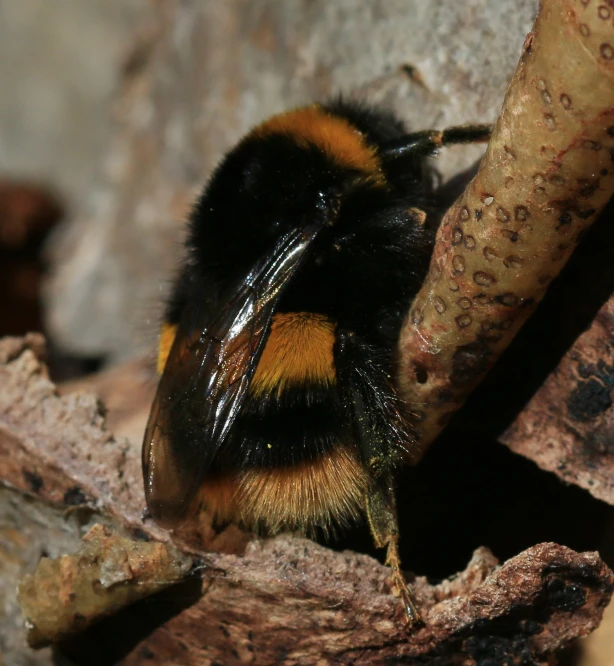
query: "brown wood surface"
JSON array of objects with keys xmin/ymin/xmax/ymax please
[{"xmin": 1, "ymin": 335, "xmax": 612, "ymax": 665}]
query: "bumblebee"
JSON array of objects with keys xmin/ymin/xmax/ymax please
[{"xmin": 142, "ymin": 99, "xmax": 490, "ymax": 623}]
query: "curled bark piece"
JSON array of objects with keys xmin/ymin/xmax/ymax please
[
  {"xmin": 502, "ymin": 297, "xmax": 614, "ymax": 504},
  {"xmin": 17, "ymin": 524, "xmax": 192, "ymax": 648},
  {"xmin": 398, "ymin": 0, "xmax": 614, "ymax": 446}
]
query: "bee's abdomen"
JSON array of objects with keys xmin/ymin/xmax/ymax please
[
  {"xmin": 250, "ymin": 311, "xmax": 335, "ymax": 394},
  {"xmin": 234, "ymin": 382, "xmax": 341, "ymax": 466},
  {"xmin": 205, "ymin": 310, "xmax": 366, "ymax": 533},
  {"xmin": 221, "ymin": 310, "xmax": 344, "ymax": 471}
]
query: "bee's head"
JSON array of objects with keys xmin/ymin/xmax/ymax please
[{"xmin": 187, "ymin": 131, "xmax": 366, "ymax": 289}]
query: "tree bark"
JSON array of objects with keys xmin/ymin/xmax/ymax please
[
  {"xmin": 502, "ymin": 296, "xmax": 614, "ymax": 504},
  {"xmin": 1, "ymin": 335, "xmax": 612, "ymax": 665}
]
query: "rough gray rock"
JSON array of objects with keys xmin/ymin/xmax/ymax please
[{"xmin": 42, "ymin": 0, "xmax": 537, "ymax": 361}]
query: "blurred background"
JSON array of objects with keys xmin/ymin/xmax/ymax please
[
  {"xmin": 0, "ymin": 0, "xmax": 147, "ymax": 375},
  {"xmin": 1, "ymin": 0, "xmax": 537, "ymax": 372},
  {"xmin": 2, "ymin": 1, "xmax": 613, "ymax": 665}
]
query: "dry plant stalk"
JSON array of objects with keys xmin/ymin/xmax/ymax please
[
  {"xmin": 17, "ymin": 524, "xmax": 192, "ymax": 648},
  {"xmin": 398, "ymin": 0, "xmax": 614, "ymax": 445}
]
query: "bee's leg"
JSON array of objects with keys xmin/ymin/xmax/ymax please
[
  {"xmin": 365, "ymin": 481, "xmax": 423, "ymax": 626},
  {"xmin": 440, "ymin": 124, "xmax": 493, "ymax": 146},
  {"xmin": 334, "ymin": 329, "xmax": 424, "ymax": 624},
  {"xmin": 381, "ymin": 124, "xmax": 492, "ymax": 161}
]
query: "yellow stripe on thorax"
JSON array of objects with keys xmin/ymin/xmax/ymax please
[{"xmin": 251, "ymin": 105, "xmax": 386, "ymax": 186}]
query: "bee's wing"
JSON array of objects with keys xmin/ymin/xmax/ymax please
[
  {"xmin": 334, "ymin": 331, "xmax": 422, "ymax": 465},
  {"xmin": 142, "ymin": 223, "xmax": 322, "ymax": 528}
]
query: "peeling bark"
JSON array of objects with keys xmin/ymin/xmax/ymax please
[
  {"xmin": 1, "ymin": 335, "xmax": 612, "ymax": 665},
  {"xmin": 50, "ymin": 539, "xmax": 614, "ymax": 666},
  {"xmin": 502, "ymin": 297, "xmax": 614, "ymax": 504}
]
